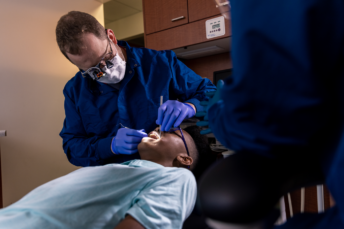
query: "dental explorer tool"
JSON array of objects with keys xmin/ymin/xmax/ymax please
[{"xmin": 159, "ymin": 96, "xmax": 163, "ymax": 137}]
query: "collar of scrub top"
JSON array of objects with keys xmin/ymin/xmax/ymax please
[
  {"xmin": 165, "ymin": 127, "xmax": 191, "ymax": 169},
  {"xmin": 117, "ymin": 40, "xmax": 140, "ymax": 69}
]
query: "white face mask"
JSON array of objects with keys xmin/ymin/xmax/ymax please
[{"xmin": 97, "ymin": 45, "xmax": 126, "ymax": 84}]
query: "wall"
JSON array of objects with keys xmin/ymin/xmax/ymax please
[
  {"xmin": 0, "ymin": 0, "xmax": 104, "ymax": 207},
  {"xmin": 182, "ymin": 52, "xmax": 232, "ymax": 82},
  {"xmin": 106, "ymin": 12, "xmax": 144, "ymax": 40}
]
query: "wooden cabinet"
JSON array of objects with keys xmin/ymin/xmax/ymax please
[
  {"xmin": 143, "ymin": 0, "xmax": 189, "ymax": 34},
  {"xmin": 146, "ymin": 16, "xmax": 231, "ymax": 51},
  {"xmin": 188, "ymin": 0, "xmax": 220, "ymax": 22},
  {"xmin": 143, "ymin": 0, "xmax": 231, "ymax": 96},
  {"xmin": 143, "ymin": 0, "xmax": 230, "ymax": 52}
]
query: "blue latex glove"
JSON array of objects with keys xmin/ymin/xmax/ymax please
[
  {"xmin": 196, "ymin": 80, "xmax": 225, "ymax": 134},
  {"xmin": 111, "ymin": 128, "xmax": 148, "ymax": 155},
  {"xmin": 156, "ymin": 100, "xmax": 196, "ymax": 132}
]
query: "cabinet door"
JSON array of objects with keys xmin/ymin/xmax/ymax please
[
  {"xmin": 188, "ymin": 0, "xmax": 221, "ymax": 22},
  {"xmin": 143, "ymin": 0, "xmax": 188, "ymax": 34},
  {"xmin": 146, "ymin": 16, "xmax": 231, "ymax": 50}
]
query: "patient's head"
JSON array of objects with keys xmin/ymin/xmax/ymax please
[
  {"xmin": 138, "ymin": 126, "xmax": 196, "ymax": 169},
  {"xmin": 138, "ymin": 126, "xmax": 217, "ymax": 176}
]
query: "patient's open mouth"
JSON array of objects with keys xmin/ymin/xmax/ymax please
[{"xmin": 148, "ymin": 131, "xmax": 160, "ymax": 140}]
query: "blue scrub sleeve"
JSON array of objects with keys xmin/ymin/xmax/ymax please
[
  {"xmin": 60, "ymin": 91, "xmax": 115, "ymax": 167},
  {"xmin": 168, "ymin": 52, "xmax": 216, "ymax": 112},
  {"xmin": 184, "ymin": 98, "xmax": 201, "ymax": 112}
]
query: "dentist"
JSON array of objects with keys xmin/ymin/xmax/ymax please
[{"xmin": 56, "ymin": 11, "xmax": 215, "ymax": 167}]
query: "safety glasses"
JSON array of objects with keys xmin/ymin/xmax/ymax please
[
  {"xmin": 166, "ymin": 127, "xmax": 190, "ymax": 169},
  {"xmin": 81, "ymin": 37, "xmax": 115, "ymax": 80}
]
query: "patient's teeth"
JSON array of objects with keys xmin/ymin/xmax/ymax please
[{"xmin": 148, "ymin": 131, "xmax": 160, "ymax": 140}]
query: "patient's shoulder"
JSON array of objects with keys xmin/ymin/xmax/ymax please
[
  {"xmin": 174, "ymin": 167, "xmax": 195, "ymax": 178},
  {"xmin": 159, "ymin": 167, "xmax": 196, "ymax": 186},
  {"xmin": 163, "ymin": 167, "xmax": 194, "ymax": 175}
]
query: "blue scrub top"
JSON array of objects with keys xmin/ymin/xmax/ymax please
[
  {"xmin": 208, "ymin": 0, "xmax": 344, "ymax": 225},
  {"xmin": 60, "ymin": 41, "xmax": 216, "ymax": 167}
]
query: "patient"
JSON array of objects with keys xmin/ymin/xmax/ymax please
[{"xmin": 0, "ymin": 126, "xmax": 216, "ymax": 229}]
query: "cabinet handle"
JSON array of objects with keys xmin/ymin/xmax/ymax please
[
  {"xmin": 0, "ymin": 130, "xmax": 6, "ymax": 137},
  {"xmin": 216, "ymin": 1, "xmax": 229, "ymax": 7},
  {"xmin": 171, "ymin": 16, "xmax": 185, "ymax": 22}
]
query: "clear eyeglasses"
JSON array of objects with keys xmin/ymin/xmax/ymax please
[{"xmin": 166, "ymin": 127, "xmax": 190, "ymax": 169}]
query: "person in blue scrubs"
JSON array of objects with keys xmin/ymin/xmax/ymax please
[
  {"xmin": 55, "ymin": 11, "xmax": 216, "ymax": 167},
  {"xmin": 200, "ymin": 0, "xmax": 344, "ymax": 228},
  {"xmin": 0, "ymin": 126, "xmax": 211, "ymax": 229}
]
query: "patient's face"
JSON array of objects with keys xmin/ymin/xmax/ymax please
[{"xmin": 138, "ymin": 127, "xmax": 193, "ymax": 166}]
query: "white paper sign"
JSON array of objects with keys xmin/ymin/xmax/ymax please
[{"xmin": 206, "ymin": 16, "xmax": 225, "ymax": 39}]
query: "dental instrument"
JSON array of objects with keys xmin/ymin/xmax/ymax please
[{"xmin": 159, "ymin": 96, "xmax": 163, "ymax": 136}]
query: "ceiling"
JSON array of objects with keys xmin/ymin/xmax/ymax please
[{"xmin": 104, "ymin": 0, "xmax": 143, "ymax": 24}]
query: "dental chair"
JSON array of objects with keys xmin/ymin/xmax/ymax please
[{"xmin": 198, "ymin": 151, "xmax": 325, "ymax": 229}]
